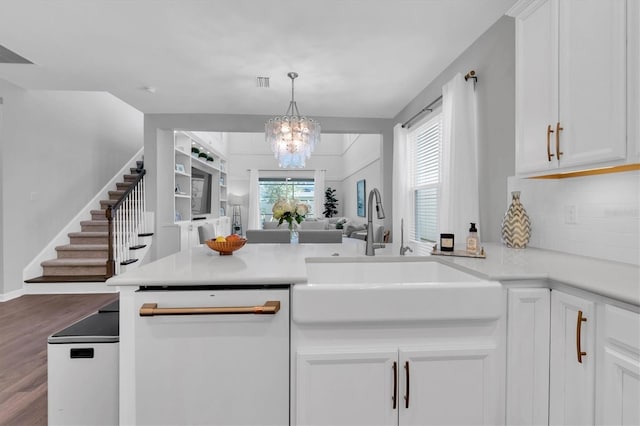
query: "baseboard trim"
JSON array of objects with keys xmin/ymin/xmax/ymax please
[
  {"xmin": 24, "ymin": 281, "xmax": 118, "ymax": 295},
  {"xmin": 0, "ymin": 288, "xmax": 26, "ymax": 302}
]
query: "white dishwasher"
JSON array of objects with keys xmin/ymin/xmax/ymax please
[{"xmin": 134, "ymin": 285, "xmax": 290, "ymax": 426}]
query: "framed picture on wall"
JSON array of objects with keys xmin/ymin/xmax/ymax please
[{"xmin": 356, "ymin": 179, "xmax": 366, "ymax": 217}]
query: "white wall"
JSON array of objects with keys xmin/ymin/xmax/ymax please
[
  {"xmin": 341, "ymin": 134, "xmax": 383, "ymax": 220},
  {"xmin": 144, "ymin": 114, "xmax": 392, "ymax": 259},
  {"xmin": 0, "ymin": 79, "xmax": 143, "ymax": 297},
  {"xmin": 508, "ymin": 172, "xmax": 640, "ymax": 265},
  {"xmin": 224, "ymin": 132, "xmax": 381, "ymax": 232}
]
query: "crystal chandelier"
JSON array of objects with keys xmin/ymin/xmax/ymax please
[{"xmin": 265, "ymin": 72, "xmax": 321, "ymax": 168}]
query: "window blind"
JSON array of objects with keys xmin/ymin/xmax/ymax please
[{"xmin": 409, "ymin": 114, "xmax": 442, "ymax": 246}]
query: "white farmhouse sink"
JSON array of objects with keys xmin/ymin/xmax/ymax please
[{"xmin": 294, "ymin": 257, "xmax": 502, "ymax": 323}]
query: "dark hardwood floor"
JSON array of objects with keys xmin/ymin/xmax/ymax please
[{"xmin": 0, "ymin": 293, "xmax": 118, "ymax": 426}]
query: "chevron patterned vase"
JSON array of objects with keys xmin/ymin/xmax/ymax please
[{"xmin": 501, "ymin": 191, "xmax": 531, "ymax": 248}]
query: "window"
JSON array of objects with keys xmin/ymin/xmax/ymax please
[
  {"xmin": 259, "ymin": 178, "xmax": 315, "ymax": 223},
  {"xmin": 409, "ymin": 113, "xmax": 442, "ymax": 245}
]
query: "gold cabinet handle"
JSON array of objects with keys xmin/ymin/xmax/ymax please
[
  {"xmin": 556, "ymin": 122, "xmax": 564, "ymax": 159},
  {"xmin": 576, "ymin": 310, "xmax": 587, "ymax": 363},
  {"xmin": 404, "ymin": 361, "xmax": 410, "ymax": 409},
  {"xmin": 547, "ymin": 124, "xmax": 555, "ymax": 161},
  {"xmin": 139, "ymin": 300, "xmax": 281, "ymax": 316},
  {"xmin": 392, "ymin": 361, "xmax": 398, "ymax": 410}
]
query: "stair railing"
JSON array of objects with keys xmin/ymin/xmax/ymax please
[{"xmin": 106, "ymin": 170, "xmax": 146, "ymax": 278}]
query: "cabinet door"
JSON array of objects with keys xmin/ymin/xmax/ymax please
[
  {"xmin": 506, "ymin": 288, "xmax": 550, "ymax": 426},
  {"xmin": 399, "ymin": 344, "xmax": 502, "ymax": 426},
  {"xmin": 296, "ymin": 348, "xmax": 398, "ymax": 426},
  {"xmin": 597, "ymin": 305, "xmax": 640, "ymax": 425},
  {"xmin": 557, "ymin": 0, "xmax": 627, "ymax": 168},
  {"xmin": 515, "ymin": 0, "xmax": 558, "ymax": 174},
  {"xmin": 549, "ymin": 290, "xmax": 595, "ymax": 426}
]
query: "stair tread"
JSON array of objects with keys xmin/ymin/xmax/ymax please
[
  {"xmin": 25, "ymin": 275, "xmax": 107, "ymax": 283},
  {"xmin": 68, "ymin": 231, "xmax": 108, "ymax": 237},
  {"xmin": 56, "ymin": 244, "xmax": 108, "ymax": 250},
  {"xmin": 41, "ymin": 258, "xmax": 107, "ymax": 266},
  {"xmin": 80, "ymin": 220, "xmax": 108, "ymax": 224}
]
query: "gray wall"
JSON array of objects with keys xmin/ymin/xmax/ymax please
[
  {"xmin": 0, "ymin": 79, "xmax": 143, "ymax": 297},
  {"xmin": 394, "ymin": 16, "xmax": 515, "ymax": 243}
]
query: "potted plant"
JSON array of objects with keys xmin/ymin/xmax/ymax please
[
  {"xmin": 198, "ymin": 152, "xmax": 208, "ymax": 160},
  {"xmin": 206, "ymin": 155, "xmax": 214, "ymax": 162},
  {"xmin": 323, "ymin": 187, "xmax": 339, "ymax": 218},
  {"xmin": 191, "ymin": 147, "xmax": 200, "ymax": 158}
]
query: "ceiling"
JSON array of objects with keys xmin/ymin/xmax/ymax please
[{"xmin": 0, "ymin": 0, "xmax": 516, "ymax": 118}]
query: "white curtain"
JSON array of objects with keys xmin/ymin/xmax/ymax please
[
  {"xmin": 392, "ymin": 123, "xmax": 411, "ymax": 253},
  {"xmin": 440, "ymin": 73, "xmax": 480, "ymax": 244},
  {"xmin": 314, "ymin": 169, "xmax": 326, "ymax": 218},
  {"xmin": 248, "ymin": 169, "xmax": 261, "ymax": 229}
]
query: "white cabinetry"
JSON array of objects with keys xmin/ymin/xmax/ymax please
[
  {"xmin": 506, "ymin": 288, "xmax": 550, "ymax": 426},
  {"xmin": 507, "ymin": 285, "xmax": 640, "ymax": 426},
  {"xmin": 550, "ymin": 290, "xmax": 595, "ymax": 425},
  {"xmin": 596, "ymin": 304, "xmax": 640, "ymax": 425},
  {"xmin": 297, "ymin": 349, "xmax": 397, "ymax": 426},
  {"xmin": 512, "ymin": 0, "xmax": 627, "ymax": 175},
  {"xmin": 296, "ymin": 344, "xmax": 501, "ymax": 426}
]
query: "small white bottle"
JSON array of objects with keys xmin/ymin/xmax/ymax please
[{"xmin": 466, "ymin": 223, "xmax": 479, "ymax": 254}]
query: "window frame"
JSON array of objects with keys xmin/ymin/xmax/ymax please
[{"xmin": 407, "ymin": 109, "xmax": 443, "ymax": 252}]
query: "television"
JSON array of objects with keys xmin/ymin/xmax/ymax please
[{"xmin": 191, "ymin": 167, "xmax": 212, "ymax": 216}]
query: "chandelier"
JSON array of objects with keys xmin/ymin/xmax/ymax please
[{"xmin": 265, "ymin": 72, "xmax": 321, "ymax": 168}]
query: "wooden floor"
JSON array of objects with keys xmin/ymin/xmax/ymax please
[{"xmin": 0, "ymin": 293, "xmax": 119, "ymax": 426}]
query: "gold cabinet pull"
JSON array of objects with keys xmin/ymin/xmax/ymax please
[
  {"xmin": 404, "ymin": 361, "xmax": 410, "ymax": 409},
  {"xmin": 576, "ymin": 310, "xmax": 587, "ymax": 363},
  {"xmin": 555, "ymin": 122, "xmax": 564, "ymax": 159},
  {"xmin": 392, "ymin": 361, "xmax": 398, "ymax": 410},
  {"xmin": 139, "ymin": 300, "xmax": 281, "ymax": 316},
  {"xmin": 547, "ymin": 124, "xmax": 555, "ymax": 161}
]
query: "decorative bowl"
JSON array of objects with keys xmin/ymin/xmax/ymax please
[{"xmin": 205, "ymin": 238, "xmax": 247, "ymax": 255}]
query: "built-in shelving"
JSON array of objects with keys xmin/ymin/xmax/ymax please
[{"xmin": 173, "ymin": 131, "xmax": 228, "ymax": 223}]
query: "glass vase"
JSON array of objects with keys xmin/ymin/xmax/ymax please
[
  {"xmin": 501, "ymin": 191, "xmax": 531, "ymax": 248},
  {"xmin": 289, "ymin": 222, "xmax": 298, "ymax": 244}
]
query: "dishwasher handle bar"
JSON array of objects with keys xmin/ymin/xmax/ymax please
[{"xmin": 139, "ymin": 301, "xmax": 281, "ymax": 317}]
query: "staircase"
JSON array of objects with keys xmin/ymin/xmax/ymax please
[{"xmin": 25, "ymin": 165, "xmax": 150, "ymax": 284}]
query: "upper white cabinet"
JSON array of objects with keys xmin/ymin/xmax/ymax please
[{"xmin": 512, "ymin": 0, "xmax": 628, "ymax": 175}]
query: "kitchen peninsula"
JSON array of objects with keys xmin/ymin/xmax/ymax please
[{"xmin": 107, "ymin": 239, "xmax": 639, "ymax": 425}]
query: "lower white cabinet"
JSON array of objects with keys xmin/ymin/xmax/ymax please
[
  {"xmin": 549, "ymin": 290, "xmax": 595, "ymax": 426},
  {"xmin": 507, "ymin": 286, "xmax": 640, "ymax": 426},
  {"xmin": 506, "ymin": 288, "xmax": 550, "ymax": 426},
  {"xmin": 296, "ymin": 343, "xmax": 502, "ymax": 426},
  {"xmin": 596, "ymin": 304, "xmax": 640, "ymax": 425}
]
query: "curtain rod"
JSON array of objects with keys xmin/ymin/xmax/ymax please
[
  {"xmin": 402, "ymin": 69, "xmax": 478, "ymax": 129},
  {"xmin": 401, "ymin": 95, "xmax": 443, "ymax": 129}
]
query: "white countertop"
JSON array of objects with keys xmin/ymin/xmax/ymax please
[{"xmin": 107, "ymin": 239, "xmax": 640, "ymax": 306}]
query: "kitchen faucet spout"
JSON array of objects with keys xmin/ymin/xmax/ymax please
[{"xmin": 366, "ymin": 188, "xmax": 386, "ymax": 256}]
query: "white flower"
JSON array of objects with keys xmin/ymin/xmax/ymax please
[{"xmin": 296, "ymin": 203, "xmax": 309, "ymax": 216}]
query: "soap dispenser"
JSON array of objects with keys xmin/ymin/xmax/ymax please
[{"xmin": 466, "ymin": 223, "xmax": 479, "ymax": 254}]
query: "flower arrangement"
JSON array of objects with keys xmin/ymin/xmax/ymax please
[{"xmin": 272, "ymin": 198, "xmax": 310, "ymax": 229}]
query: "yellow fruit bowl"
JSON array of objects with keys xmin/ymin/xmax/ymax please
[{"xmin": 205, "ymin": 238, "xmax": 247, "ymax": 255}]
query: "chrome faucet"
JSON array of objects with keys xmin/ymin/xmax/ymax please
[
  {"xmin": 366, "ymin": 188, "xmax": 386, "ymax": 256},
  {"xmin": 400, "ymin": 218, "xmax": 413, "ymax": 256}
]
